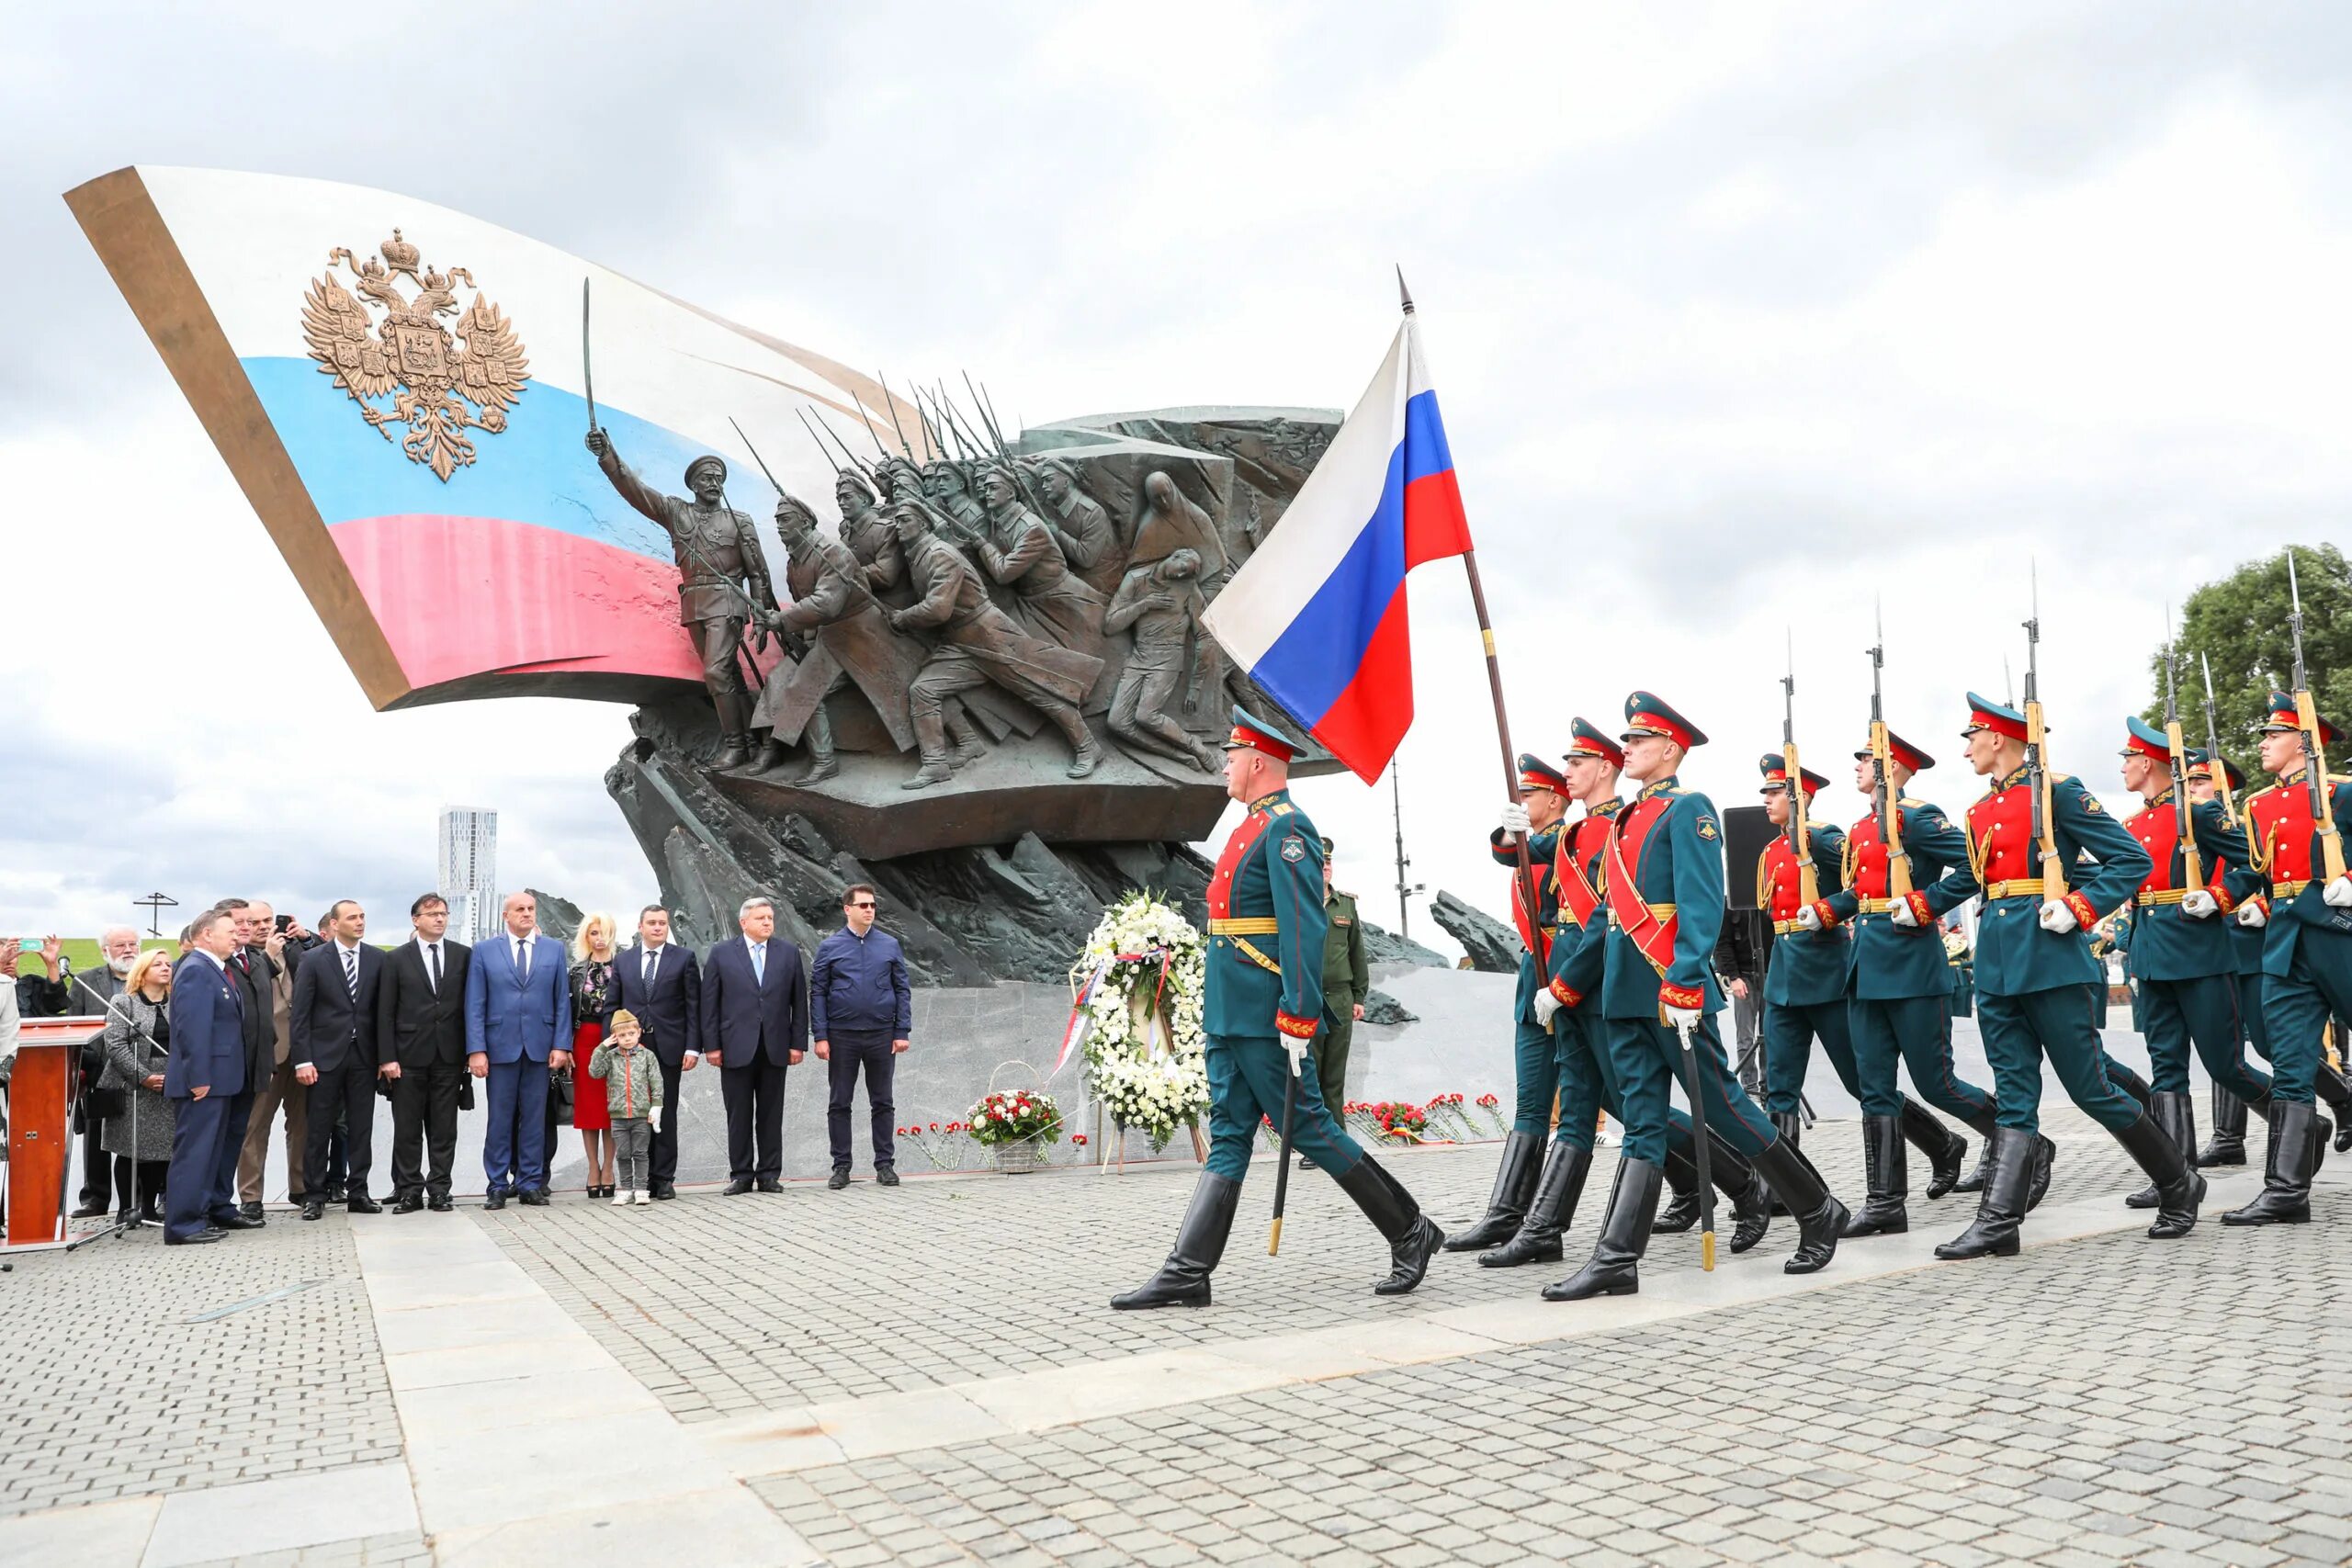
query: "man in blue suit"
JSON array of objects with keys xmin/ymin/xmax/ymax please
[
  {"xmin": 700, "ymin": 896, "xmax": 807, "ymax": 1193},
  {"xmin": 164, "ymin": 909, "xmax": 249, "ymax": 1246},
  {"xmin": 608, "ymin": 905, "xmax": 702, "ymax": 1200},
  {"xmin": 465, "ymin": 891, "xmax": 572, "ymax": 1209}
]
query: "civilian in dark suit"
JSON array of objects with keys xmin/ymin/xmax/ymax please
[
  {"xmin": 163, "ymin": 910, "xmax": 249, "ymax": 1246},
  {"xmin": 208, "ymin": 902, "xmax": 277, "ymax": 1231},
  {"xmin": 699, "ymin": 896, "xmax": 807, "ymax": 1192},
  {"xmin": 290, "ymin": 900, "xmax": 388, "ymax": 1220},
  {"xmin": 378, "ymin": 894, "xmax": 472, "ymax": 1213},
  {"xmin": 233, "ymin": 900, "xmax": 306, "ymax": 1219},
  {"xmin": 607, "ymin": 905, "xmax": 702, "ymax": 1200},
  {"xmin": 464, "ymin": 891, "xmax": 573, "ymax": 1208}
]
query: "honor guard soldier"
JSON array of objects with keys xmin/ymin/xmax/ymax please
[
  {"xmin": 1928, "ymin": 694, "xmax": 2197, "ymax": 1258},
  {"xmin": 1310, "ymin": 836, "xmax": 1369, "ymax": 1163},
  {"xmin": 2115, "ymin": 717, "xmax": 2270, "ymax": 1205},
  {"xmin": 2221, "ymin": 694, "xmax": 2352, "ymax": 1224},
  {"xmin": 1446, "ymin": 754, "xmax": 1573, "ymax": 1252},
  {"xmin": 1796, "ymin": 730, "xmax": 1992, "ymax": 1232},
  {"xmin": 1544, "ymin": 694, "xmax": 1849, "ymax": 1299},
  {"xmin": 2187, "ymin": 753, "xmax": 2267, "ymax": 1165},
  {"xmin": 1113, "ymin": 708, "xmax": 1442, "ymax": 1308}
]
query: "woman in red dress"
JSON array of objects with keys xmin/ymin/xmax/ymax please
[{"xmin": 569, "ymin": 914, "xmax": 619, "ymax": 1198}]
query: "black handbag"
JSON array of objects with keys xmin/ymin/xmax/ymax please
[{"xmin": 550, "ymin": 1065, "xmax": 575, "ymax": 1121}]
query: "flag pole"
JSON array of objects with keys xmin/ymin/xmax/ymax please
[{"xmin": 1397, "ymin": 270, "xmax": 1547, "ymax": 978}]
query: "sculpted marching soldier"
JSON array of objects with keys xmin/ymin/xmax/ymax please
[
  {"xmin": 973, "ymin": 463, "xmax": 1109, "ymax": 668},
  {"xmin": 2114, "ymin": 717, "xmax": 2270, "ymax": 1205},
  {"xmin": 1445, "ymin": 754, "xmax": 1573, "ymax": 1252},
  {"xmin": 585, "ymin": 432, "xmax": 776, "ymax": 768},
  {"xmin": 1113, "ymin": 709, "xmax": 1442, "ymax": 1308},
  {"xmin": 1794, "ymin": 732, "xmax": 1985, "ymax": 1232},
  {"xmin": 1102, "ymin": 549, "xmax": 1221, "ymax": 772},
  {"xmin": 836, "ymin": 471, "xmax": 916, "ymax": 612},
  {"xmin": 748, "ymin": 496, "xmax": 925, "ymax": 783},
  {"xmin": 1544, "ymin": 695, "xmax": 1849, "ymax": 1299},
  {"xmin": 1309, "ymin": 836, "xmax": 1368, "ymax": 1163},
  {"xmin": 1034, "ymin": 457, "xmax": 1125, "ymax": 594},
  {"xmin": 1927, "ymin": 694, "xmax": 2195, "ymax": 1258},
  {"xmin": 2222, "ymin": 694, "xmax": 2352, "ymax": 1224}
]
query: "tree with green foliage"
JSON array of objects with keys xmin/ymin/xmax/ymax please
[{"xmin": 2141, "ymin": 544, "xmax": 2352, "ymax": 780}]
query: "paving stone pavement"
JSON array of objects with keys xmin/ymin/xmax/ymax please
[
  {"xmin": 0, "ymin": 1216, "xmax": 402, "ymax": 1519},
  {"xmin": 180, "ymin": 1532, "xmax": 433, "ymax": 1568},
  {"xmin": 474, "ymin": 1111, "xmax": 2153, "ymax": 1420}
]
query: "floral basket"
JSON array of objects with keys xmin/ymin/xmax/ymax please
[
  {"xmin": 1066, "ymin": 893, "xmax": 1208, "ymax": 1153},
  {"xmin": 968, "ymin": 1082, "xmax": 1061, "ymax": 1175}
]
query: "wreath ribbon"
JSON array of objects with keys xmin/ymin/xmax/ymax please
[{"xmin": 1056, "ymin": 944, "xmax": 1173, "ymax": 1076}]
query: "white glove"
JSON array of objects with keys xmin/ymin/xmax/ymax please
[
  {"xmin": 1532, "ymin": 990, "xmax": 1563, "ymax": 1028},
  {"xmin": 2327, "ymin": 875, "xmax": 2352, "ymax": 908},
  {"xmin": 1663, "ymin": 1003, "xmax": 1702, "ymax": 1032},
  {"xmin": 2038, "ymin": 898, "xmax": 2078, "ymax": 934},
  {"xmin": 1281, "ymin": 1034, "xmax": 1308, "ymax": 1077},
  {"xmin": 2180, "ymin": 889, "xmax": 2219, "ymax": 919},
  {"xmin": 2237, "ymin": 900, "xmax": 2269, "ymax": 929},
  {"xmin": 1795, "ymin": 905, "xmax": 1823, "ymax": 932},
  {"xmin": 1889, "ymin": 898, "xmax": 1920, "ymax": 929},
  {"xmin": 1498, "ymin": 800, "xmax": 1531, "ymax": 836}
]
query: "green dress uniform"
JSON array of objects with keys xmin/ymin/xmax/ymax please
[
  {"xmin": 1926, "ymin": 694, "xmax": 2198, "ymax": 1260},
  {"xmin": 2113, "ymin": 718, "xmax": 2271, "ymax": 1198},
  {"xmin": 1945, "ymin": 932, "xmax": 1975, "ymax": 1018},
  {"xmin": 1315, "ymin": 868, "xmax": 1368, "ymax": 1122},
  {"xmin": 1542, "ymin": 694, "xmax": 1849, "ymax": 1301},
  {"xmin": 1113, "ymin": 707, "xmax": 1442, "ymax": 1310},
  {"xmin": 2198, "ymin": 751, "xmax": 2267, "ymax": 1165},
  {"xmin": 2222, "ymin": 692, "xmax": 2352, "ymax": 1224}
]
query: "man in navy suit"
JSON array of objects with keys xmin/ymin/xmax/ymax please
[
  {"xmin": 291, "ymin": 900, "xmax": 389, "ymax": 1220},
  {"xmin": 164, "ymin": 909, "xmax": 249, "ymax": 1246},
  {"xmin": 699, "ymin": 896, "xmax": 807, "ymax": 1193},
  {"xmin": 465, "ymin": 891, "xmax": 573, "ymax": 1208},
  {"xmin": 608, "ymin": 905, "xmax": 702, "ymax": 1200}
]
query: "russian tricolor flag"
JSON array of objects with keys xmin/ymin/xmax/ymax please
[{"xmin": 1204, "ymin": 314, "xmax": 1473, "ymax": 782}]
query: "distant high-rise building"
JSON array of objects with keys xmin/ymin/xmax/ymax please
[{"xmin": 437, "ymin": 807, "xmax": 499, "ymax": 943}]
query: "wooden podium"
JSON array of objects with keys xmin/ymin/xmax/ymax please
[{"xmin": 5, "ymin": 1020, "xmax": 102, "ymax": 1249}]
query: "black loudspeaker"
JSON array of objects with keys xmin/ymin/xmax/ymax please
[{"xmin": 1721, "ymin": 806, "xmax": 1776, "ymax": 911}]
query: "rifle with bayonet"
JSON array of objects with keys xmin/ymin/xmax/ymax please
[
  {"xmin": 1867, "ymin": 600, "xmax": 1912, "ymax": 900},
  {"xmin": 2199, "ymin": 651, "xmax": 2238, "ymax": 829},
  {"xmin": 2285, "ymin": 548, "xmax": 2346, "ymax": 882},
  {"xmin": 725, "ymin": 416, "xmax": 813, "ymax": 663},
  {"xmin": 2161, "ymin": 612, "xmax": 2201, "ymax": 891},
  {"xmin": 2022, "ymin": 562, "xmax": 2069, "ymax": 901},
  {"xmin": 1782, "ymin": 631, "xmax": 1820, "ymax": 907}
]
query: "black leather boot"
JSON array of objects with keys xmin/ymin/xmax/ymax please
[
  {"xmin": 2024, "ymin": 1127, "xmax": 2057, "ymax": 1212},
  {"xmin": 1900, "ymin": 1099, "xmax": 1968, "ymax": 1199},
  {"xmin": 1661, "ymin": 1123, "xmax": 1767, "ymax": 1249},
  {"xmin": 1656, "ymin": 1139, "xmax": 1700, "ymax": 1234},
  {"xmin": 1767, "ymin": 1112, "xmax": 1800, "ymax": 1214},
  {"xmin": 1442, "ymin": 1130, "xmax": 1542, "ymax": 1251},
  {"xmin": 2316, "ymin": 1065, "xmax": 2352, "ymax": 1155},
  {"xmin": 1336, "ymin": 1155, "xmax": 1443, "ymax": 1295},
  {"xmin": 2114, "ymin": 1108, "xmax": 2201, "ymax": 1238},
  {"xmin": 1480, "ymin": 1142, "xmax": 1592, "ymax": 1268},
  {"xmin": 2129, "ymin": 1090, "xmax": 2199, "ymax": 1210},
  {"xmin": 2199, "ymin": 1083, "xmax": 2248, "ymax": 1167},
  {"xmin": 1935, "ymin": 1127, "xmax": 2032, "ymax": 1258},
  {"xmin": 2221, "ymin": 1100, "xmax": 2329, "ymax": 1226},
  {"xmin": 1951, "ymin": 1109, "xmax": 1996, "ymax": 1194},
  {"xmin": 1543, "ymin": 1157, "xmax": 1662, "ymax": 1301},
  {"xmin": 1840, "ymin": 1114, "xmax": 1908, "ymax": 1237},
  {"xmin": 2107, "ymin": 1055, "xmax": 2154, "ymax": 1113},
  {"xmin": 1111, "ymin": 1172, "xmax": 1239, "ymax": 1309},
  {"xmin": 1750, "ymin": 1136, "xmax": 1846, "ymax": 1274}
]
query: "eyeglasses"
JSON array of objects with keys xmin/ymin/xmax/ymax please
[{"xmin": 848, "ymin": 901, "xmax": 877, "ymax": 910}]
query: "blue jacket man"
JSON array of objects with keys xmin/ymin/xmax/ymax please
[
  {"xmin": 1113, "ymin": 706, "xmax": 1442, "ymax": 1311},
  {"xmin": 1926, "ymin": 694, "xmax": 2194, "ymax": 1260},
  {"xmin": 163, "ymin": 912, "xmax": 248, "ymax": 1245},
  {"xmin": 464, "ymin": 894, "xmax": 572, "ymax": 1206},
  {"xmin": 811, "ymin": 886, "xmax": 912, "ymax": 1186}
]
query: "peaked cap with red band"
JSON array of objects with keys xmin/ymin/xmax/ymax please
[
  {"xmin": 1518, "ymin": 752, "xmax": 1566, "ymax": 794},
  {"xmin": 1758, "ymin": 753, "xmax": 1830, "ymax": 796},
  {"xmin": 1852, "ymin": 729, "xmax": 1934, "ymax": 773},
  {"xmin": 1222, "ymin": 704, "xmax": 1297, "ymax": 761},
  {"xmin": 2189, "ymin": 748, "xmax": 2245, "ymax": 794},
  {"xmin": 1961, "ymin": 692, "xmax": 2030, "ymax": 742},
  {"xmin": 1562, "ymin": 716, "xmax": 1624, "ymax": 768},
  {"xmin": 1621, "ymin": 691, "xmax": 1707, "ymax": 750},
  {"xmin": 2260, "ymin": 689, "xmax": 2339, "ymax": 744},
  {"xmin": 2119, "ymin": 715, "xmax": 2175, "ymax": 761}
]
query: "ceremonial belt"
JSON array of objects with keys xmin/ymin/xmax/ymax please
[
  {"xmin": 1608, "ymin": 902, "xmax": 1678, "ymax": 927},
  {"xmin": 1854, "ymin": 897, "xmax": 1897, "ymax": 915},
  {"xmin": 2276, "ymin": 878, "xmax": 2312, "ymax": 898},
  {"xmin": 1772, "ymin": 918, "xmax": 1808, "ymax": 935},
  {"xmin": 2136, "ymin": 888, "xmax": 2192, "ymax": 907},
  {"xmin": 1983, "ymin": 879, "xmax": 2045, "ymax": 899},
  {"xmin": 1208, "ymin": 918, "xmax": 1279, "ymax": 934}
]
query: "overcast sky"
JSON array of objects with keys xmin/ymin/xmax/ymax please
[{"xmin": 7, "ymin": 2, "xmax": 2352, "ymax": 953}]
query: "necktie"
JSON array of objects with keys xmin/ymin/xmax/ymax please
[
  {"xmin": 644, "ymin": 948, "xmax": 659, "ymax": 987},
  {"xmin": 752, "ymin": 942, "xmax": 765, "ymax": 985},
  {"xmin": 517, "ymin": 938, "xmax": 529, "ymax": 980},
  {"xmin": 427, "ymin": 942, "xmax": 441, "ymax": 993},
  {"xmin": 342, "ymin": 945, "xmax": 357, "ymax": 1002}
]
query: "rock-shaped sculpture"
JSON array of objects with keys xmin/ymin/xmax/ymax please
[{"xmin": 1431, "ymin": 890, "xmax": 1523, "ymax": 975}]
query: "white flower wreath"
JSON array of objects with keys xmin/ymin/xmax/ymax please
[{"xmin": 1070, "ymin": 892, "xmax": 1209, "ymax": 1152}]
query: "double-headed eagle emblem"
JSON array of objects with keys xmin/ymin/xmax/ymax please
[{"xmin": 300, "ymin": 229, "xmax": 529, "ymax": 480}]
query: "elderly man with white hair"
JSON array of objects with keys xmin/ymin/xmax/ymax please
[
  {"xmin": 699, "ymin": 896, "xmax": 808, "ymax": 1193},
  {"xmin": 62, "ymin": 925, "xmax": 142, "ymax": 1218}
]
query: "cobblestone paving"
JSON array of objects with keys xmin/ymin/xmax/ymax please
[
  {"xmin": 749, "ymin": 1206, "xmax": 2352, "ymax": 1567},
  {"xmin": 0, "ymin": 1219, "xmax": 402, "ymax": 1518},
  {"xmin": 479, "ymin": 1113, "xmax": 2147, "ymax": 1419}
]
